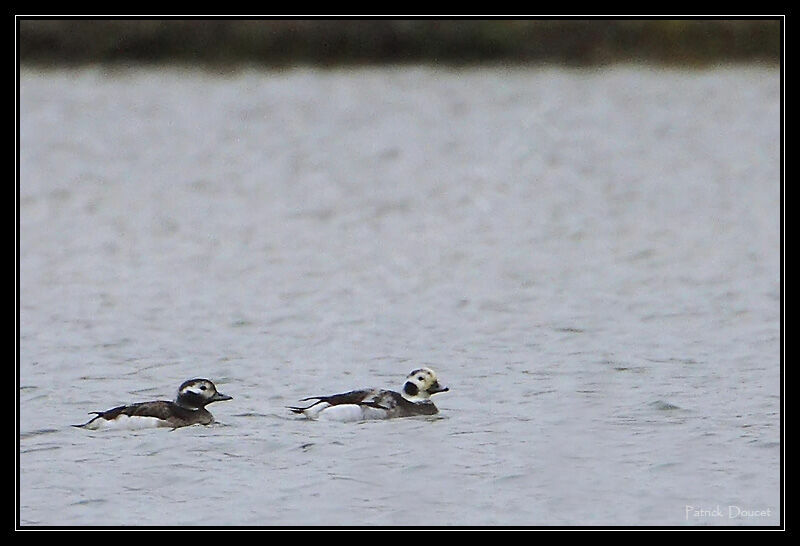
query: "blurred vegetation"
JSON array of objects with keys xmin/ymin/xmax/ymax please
[{"xmin": 18, "ymin": 19, "xmax": 781, "ymax": 67}]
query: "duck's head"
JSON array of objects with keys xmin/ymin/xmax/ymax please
[
  {"xmin": 401, "ymin": 368, "xmax": 449, "ymax": 402},
  {"xmin": 175, "ymin": 378, "xmax": 232, "ymax": 410}
]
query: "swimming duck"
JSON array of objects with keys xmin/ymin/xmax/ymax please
[
  {"xmin": 73, "ymin": 378, "xmax": 232, "ymax": 430},
  {"xmin": 288, "ymin": 368, "xmax": 448, "ymax": 421}
]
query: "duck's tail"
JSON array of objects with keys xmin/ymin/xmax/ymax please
[
  {"xmin": 287, "ymin": 397, "xmax": 328, "ymax": 414},
  {"xmin": 72, "ymin": 412, "xmax": 103, "ymax": 428}
]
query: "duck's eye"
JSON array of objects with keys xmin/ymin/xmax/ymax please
[
  {"xmin": 200, "ymin": 385, "xmax": 207, "ymax": 391},
  {"xmin": 417, "ymin": 376, "xmax": 425, "ymax": 381}
]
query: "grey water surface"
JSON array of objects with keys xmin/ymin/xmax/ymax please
[{"xmin": 19, "ymin": 65, "xmax": 780, "ymax": 527}]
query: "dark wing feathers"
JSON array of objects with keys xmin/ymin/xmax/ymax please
[
  {"xmin": 288, "ymin": 389, "xmax": 395, "ymax": 414},
  {"xmin": 73, "ymin": 400, "xmax": 219, "ymax": 428},
  {"xmin": 76, "ymin": 401, "xmax": 178, "ymax": 424}
]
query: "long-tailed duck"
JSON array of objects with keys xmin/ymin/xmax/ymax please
[
  {"xmin": 73, "ymin": 378, "xmax": 232, "ymax": 430},
  {"xmin": 288, "ymin": 368, "xmax": 449, "ymax": 421}
]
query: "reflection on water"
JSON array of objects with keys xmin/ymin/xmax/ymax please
[{"xmin": 19, "ymin": 65, "xmax": 780, "ymax": 527}]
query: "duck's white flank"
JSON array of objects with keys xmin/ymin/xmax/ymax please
[{"xmin": 80, "ymin": 414, "xmax": 171, "ymax": 431}]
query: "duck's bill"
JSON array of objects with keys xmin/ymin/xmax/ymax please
[
  {"xmin": 429, "ymin": 385, "xmax": 449, "ymax": 394},
  {"xmin": 213, "ymin": 392, "xmax": 233, "ymax": 401}
]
